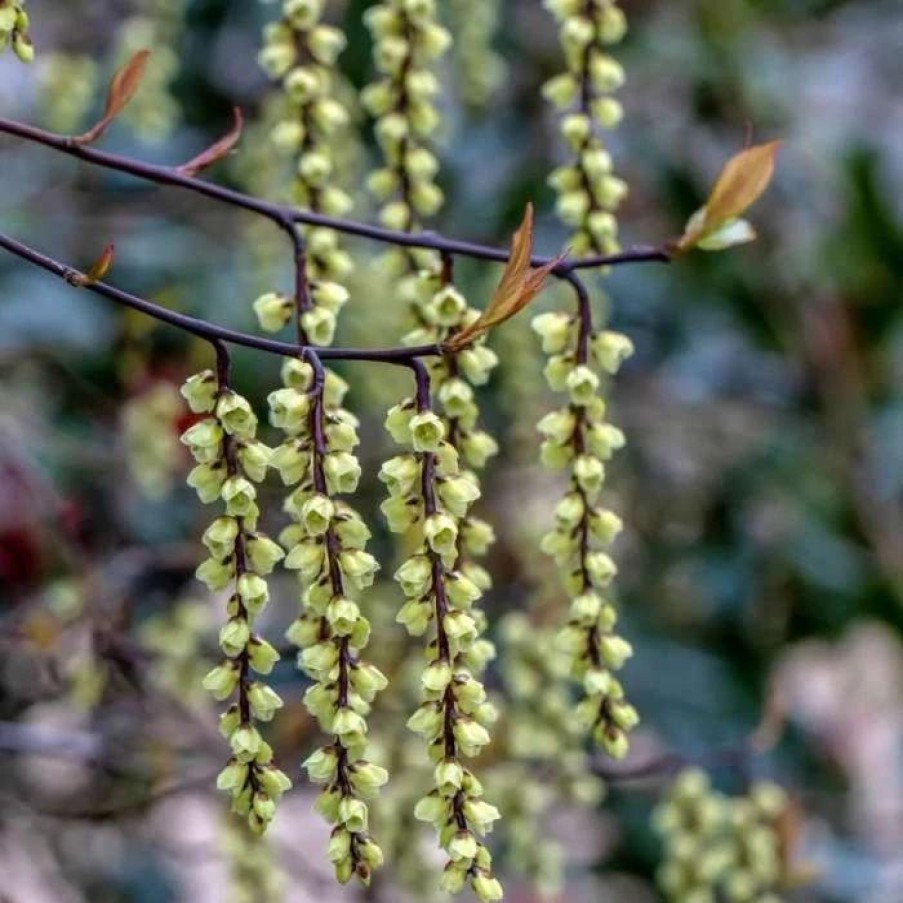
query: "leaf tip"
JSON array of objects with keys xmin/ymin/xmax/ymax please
[{"xmin": 71, "ymin": 242, "xmax": 116, "ymax": 287}]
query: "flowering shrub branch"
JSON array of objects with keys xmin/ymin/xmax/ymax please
[
  {"xmin": 0, "ymin": 116, "xmax": 670, "ymax": 274},
  {"xmin": 0, "ymin": 2, "xmax": 783, "ymax": 892}
]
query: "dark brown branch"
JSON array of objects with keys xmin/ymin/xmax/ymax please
[
  {"xmin": 0, "ymin": 232, "xmax": 442, "ymax": 368},
  {"xmin": 0, "ymin": 116, "xmax": 664, "ymax": 376},
  {"xmin": 0, "ymin": 117, "xmax": 671, "ymax": 273}
]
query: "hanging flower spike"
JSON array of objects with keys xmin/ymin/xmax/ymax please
[
  {"xmin": 398, "ymin": 254, "xmax": 520, "ymax": 683},
  {"xmin": 260, "ymin": 8, "xmax": 381, "ymax": 879},
  {"xmin": 272, "ymin": 354, "xmax": 387, "ymax": 887},
  {"xmin": 653, "ymin": 768, "xmax": 800, "ymax": 902},
  {"xmin": 362, "ymin": 11, "xmax": 503, "ymax": 894},
  {"xmin": 532, "ymin": 306, "xmax": 639, "ymax": 758},
  {"xmin": 540, "ymin": 0, "xmax": 638, "ymax": 759},
  {"xmin": 381, "ymin": 378, "xmax": 503, "ymax": 902},
  {"xmin": 447, "ymin": 0, "xmax": 506, "ymax": 108},
  {"xmin": 399, "ymin": 269, "xmax": 501, "ymax": 672},
  {"xmin": 543, "ymin": 0, "xmax": 629, "ymax": 256},
  {"xmin": 0, "ymin": 1, "xmax": 34, "ymax": 62},
  {"xmin": 181, "ymin": 353, "xmax": 291, "ymax": 835},
  {"xmin": 365, "ymin": 0, "xmax": 500, "ymax": 671},
  {"xmin": 363, "ymin": 0, "xmax": 450, "ymax": 238},
  {"xmin": 256, "ymin": 0, "xmax": 355, "ymax": 337}
]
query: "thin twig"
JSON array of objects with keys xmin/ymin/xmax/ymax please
[
  {"xmin": 0, "ymin": 116, "xmax": 671, "ymax": 273},
  {"xmin": 0, "ymin": 116, "xmax": 668, "ymax": 372},
  {"xmin": 0, "ymin": 233, "xmax": 441, "ymax": 368}
]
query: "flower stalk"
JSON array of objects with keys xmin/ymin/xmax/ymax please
[
  {"xmin": 381, "ymin": 368, "xmax": 502, "ymax": 901},
  {"xmin": 185, "ymin": 342, "xmax": 291, "ymax": 834},
  {"xmin": 272, "ymin": 350, "xmax": 387, "ymax": 885}
]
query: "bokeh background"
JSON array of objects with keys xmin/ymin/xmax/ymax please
[{"xmin": 2, "ymin": 1, "xmax": 903, "ymax": 901}]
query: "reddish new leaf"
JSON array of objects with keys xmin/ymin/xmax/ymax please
[
  {"xmin": 177, "ymin": 107, "xmax": 245, "ymax": 177},
  {"xmin": 445, "ymin": 204, "xmax": 563, "ymax": 352},
  {"xmin": 72, "ymin": 50, "xmax": 151, "ymax": 146}
]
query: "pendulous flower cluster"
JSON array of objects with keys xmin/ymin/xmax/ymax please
[
  {"xmin": 122, "ymin": 381, "xmax": 183, "ymax": 500},
  {"xmin": 0, "ymin": 0, "xmax": 33, "ymax": 62},
  {"xmin": 532, "ymin": 310, "xmax": 639, "ymax": 758},
  {"xmin": 488, "ymin": 612, "xmax": 608, "ymax": 895},
  {"xmin": 269, "ymin": 356, "xmax": 388, "ymax": 886},
  {"xmin": 653, "ymin": 768, "xmax": 791, "ymax": 903},
  {"xmin": 447, "ymin": 0, "xmax": 506, "ymax": 107},
  {"xmin": 401, "ymin": 266, "xmax": 501, "ymax": 580},
  {"xmin": 543, "ymin": 0, "xmax": 629, "ymax": 255},
  {"xmin": 181, "ymin": 367, "xmax": 292, "ymax": 835},
  {"xmin": 258, "ymin": 0, "xmax": 354, "ymax": 219},
  {"xmin": 254, "ymin": 0, "xmax": 355, "ymax": 341},
  {"xmin": 363, "ymin": 0, "xmax": 450, "ymax": 233},
  {"xmin": 257, "ymin": 0, "xmax": 356, "ymax": 332},
  {"xmin": 380, "ymin": 397, "xmax": 503, "ymax": 901}
]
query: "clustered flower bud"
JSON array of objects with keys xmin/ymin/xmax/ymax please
[
  {"xmin": 0, "ymin": 0, "xmax": 33, "ymax": 62},
  {"xmin": 486, "ymin": 613, "xmax": 607, "ymax": 895},
  {"xmin": 532, "ymin": 310, "xmax": 638, "ymax": 758},
  {"xmin": 181, "ymin": 368, "xmax": 291, "ymax": 835},
  {"xmin": 447, "ymin": 0, "xmax": 506, "ymax": 107},
  {"xmin": 257, "ymin": 0, "xmax": 355, "ymax": 336},
  {"xmin": 653, "ymin": 768, "xmax": 792, "ymax": 903},
  {"xmin": 139, "ymin": 599, "xmax": 212, "ymax": 705},
  {"xmin": 270, "ymin": 355, "xmax": 387, "ymax": 886},
  {"xmin": 363, "ymin": 0, "xmax": 450, "ymax": 235},
  {"xmin": 381, "ymin": 397, "xmax": 503, "ymax": 902},
  {"xmin": 543, "ymin": 0, "xmax": 629, "ymax": 255},
  {"xmin": 122, "ymin": 381, "xmax": 183, "ymax": 499},
  {"xmin": 403, "ymin": 269, "xmax": 501, "ymax": 567}
]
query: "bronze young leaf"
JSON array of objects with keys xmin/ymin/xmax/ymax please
[
  {"xmin": 676, "ymin": 140, "xmax": 780, "ymax": 253},
  {"xmin": 444, "ymin": 203, "xmax": 564, "ymax": 353},
  {"xmin": 71, "ymin": 50, "xmax": 151, "ymax": 146},
  {"xmin": 177, "ymin": 108, "xmax": 245, "ymax": 178}
]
